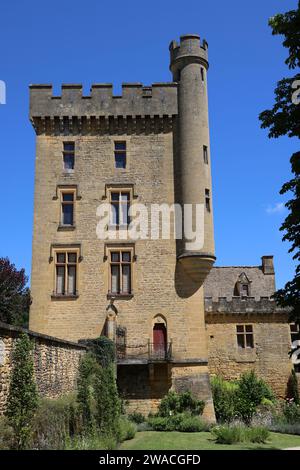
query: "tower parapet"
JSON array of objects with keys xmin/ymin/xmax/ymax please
[
  {"xmin": 169, "ymin": 34, "xmax": 208, "ymax": 81},
  {"xmin": 170, "ymin": 35, "xmax": 215, "ymax": 284},
  {"xmin": 29, "ymin": 83, "xmax": 177, "ymax": 135}
]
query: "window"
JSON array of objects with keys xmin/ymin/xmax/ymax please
[
  {"xmin": 236, "ymin": 325, "xmax": 254, "ymax": 349},
  {"xmin": 109, "ymin": 190, "xmax": 130, "ymax": 227},
  {"xmin": 201, "ymin": 67, "xmax": 204, "ymax": 81},
  {"xmin": 55, "ymin": 251, "xmax": 77, "ymax": 296},
  {"xmin": 203, "ymin": 145, "xmax": 208, "ymax": 164},
  {"xmin": 114, "ymin": 142, "xmax": 126, "ymax": 169},
  {"xmin": 241, "ymin": 284, "xmax": 249, "ymax": 297},
  {"xmin": 63, "ymin": 142, "xmax": 75, "ymax": 170},
  {"xmin": 205, "ymin": 189, "xmax": 211, "ymax": 212},
  {"xmin": 61, "ymin": 191, "xmax": 74, "ymax": 226},
  {"xmin": 109, "ymin": 250, "xmax": 132, "ymax": 295}
]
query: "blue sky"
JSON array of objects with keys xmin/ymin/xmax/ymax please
[{"xmin": 0, "ymin": 0, "xmax": 298, "ymax": 289}]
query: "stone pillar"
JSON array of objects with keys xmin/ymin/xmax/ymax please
[{"xmin": 106, "ymin": 312, "xmax": 116, "ymax": 341}]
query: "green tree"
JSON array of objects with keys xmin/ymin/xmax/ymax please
[
  {"xmin": 259, "ymin": 2, "xmax": 300, "ymax": 320},
  {"xmin": 94, "ymin": 365, "xmax": 121, "ymax": 436},
  {"xmin": 76, "ymin": 337, "xmax": 121, "ymax": 438},
  {"xmin": 77, "ymin": 353, "xmax": 99, "ymax": 431},
  {"xmin": 0, "ymin": 257, "xmax": 31, "ymax": 328},
  {"xmin": 5, "ymin": 333, "xmax": 38, "ymax": 449},
  {"xmin": 237, "ymin": 371, "xmax": 274, "ymax": 425}
]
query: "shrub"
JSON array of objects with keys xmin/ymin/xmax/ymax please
[
  {"xmin": 0, "ymin": 416, "xmax": 13, "ymax": 450},
  {"xmin": 212, "ymin": 424, "xmax": 245, "ymax": 444},
  {"xmin": 270, "ymin": 422, "xmax": 300, "ymax": 435},
  {"xmin": 177, "ymin": 414, "xmax": 208, "ymax": 432},
  {"xmin": 94, "ymin": 364, "xmax": 121, "ymax": 436},
  {"xmin": 148, "ymin": 415, "xmax": 176, "ymax": 432},
  {"xmin": 84, "ymin": 336, "xmax": 116, "ymax": 368},
  {"xmin": 5, "ymin": 333, "xmax": 38, "ymax": 449},
  {"xmin": 246, "ymin": 426, "xmax": 270, "ymax": 443},
  {"xmin": 211, "ymin": 376, "xmax": 238, "ymax": 423},
  {"xmin": 32, "ymin": 395, "xmax": 80, "ymax": 450},
  {"xmin": 128, "ymin": 411, "xmax": 145, "ymax": 424},
  {"xmin": 178, "ymin": 391, "xmax": 205, "ymax": 415},
  {"xmin": 287, "ymin": 370, "xmax": 300, "ymax": 404},
  {"xmin": 77, "ymin": 353, "xmax": 99, "ymax": 431},
  {"xmin": 158, "ymin": 390, "xmax": 204, "ymax": 417},
  {"xmin": 282, "ymin": 400, "xmax": 300, "ymax": 424},
  {"xmin": 236, "ymin": 371, "xmax": 274, "ymax": 425},
  {"xmin": 158, "ymin": 391, "xmax": 179, "ymax": 417},
  {"xmin": 76, "ymin": 338, "xmax": 121, "ymax": 440},
  {"xmin": 66, "ymin": 433, "xmax": 117, "ymax": 450},
  {"xmin": 212, "ymin": 424, "xmax": 270, "ymax": 444},
  {"xmin": 118, "ymin": 416, "xmax": 137, "ymax": 441},
  {"xmin": 136, "ymin": 421, "xmax": 152, "ymax": 432}
]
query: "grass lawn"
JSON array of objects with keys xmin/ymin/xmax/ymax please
[{"xmin": 120, "ymin": 431, "xmax": 300, "ymax": 450}]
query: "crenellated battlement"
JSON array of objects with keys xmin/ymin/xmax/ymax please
[
  {"xmin": 204, "ymin": 296, "xmax": 289, "ymax": 316},
  {"xmin": 169, "ymin": 34, "xmax": 209, "ymax": 73},
  {"xmin": 29, "ymin": 82, "xmax": 178, "ymax": 135}
]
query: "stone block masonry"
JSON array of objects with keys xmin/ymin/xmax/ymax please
[{"xmin": 0, "ymin": 322, "xmax": 86, "ymax": 413}]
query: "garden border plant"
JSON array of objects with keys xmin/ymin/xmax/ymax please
[
  {"xmin": 147, "ymin": 390, "xmax": 208, "ymax": 432},
  {"xmin": 211, "ymin": 370, "xmax": 275, "ymax": 425},
  {"xmin": 5, "ymin": 333, "xmax": 38, "ymax": 449}
]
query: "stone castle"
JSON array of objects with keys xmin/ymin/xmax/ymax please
[{"xmin": 26, "ymin": 34, "xmax": 295, "ymax": 419}]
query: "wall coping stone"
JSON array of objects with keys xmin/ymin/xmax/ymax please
[
  {"xmin": 204, "ymin": 297, "xmax": 290, "ymax": 315},
  {"xmin": 0, "ymin": 321, "xmax": 87, "ymax": 350}
]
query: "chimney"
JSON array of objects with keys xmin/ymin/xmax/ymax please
[{"xmin": 261, "ymin": 256, "xmax": 274, "ymax": 275}]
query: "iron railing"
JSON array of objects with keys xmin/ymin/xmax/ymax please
[
  {"xmin": 148, "ymin": 341, "xmax": 172, "ymax": 361},
  {"xmin": 116, "ymin": 340, "xmax": 172, "ymax": 362}
]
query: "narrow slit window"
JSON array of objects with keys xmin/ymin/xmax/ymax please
[
  {"xmin": 205, "ymin": 189, "xmax": 211, "ymax": 212},
  {"xmin": 114, "ymin": 142, "xmax": 126, "ymax": 169},
  {"xmin": 201, "ymin": 67, "xmax": 204, "ymax": 81},
  {"xmin": 63, "ymin": 142, "xmax": 75, "ymax": 170},
  {"xmin": 203, "ymin": 145, "xmax": 208, "ymax": 164}
]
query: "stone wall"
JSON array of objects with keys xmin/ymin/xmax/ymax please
[
  {"xmin": 206, "ymin": 312, "xmax": 292, "ymax": 398},
  {"xmin": 117, "ymin": 363, "xmax": 171, "ymax": 416},
  {"xmin": 0, "ymin": 322, "xmax": 86, "ymax": 413}
]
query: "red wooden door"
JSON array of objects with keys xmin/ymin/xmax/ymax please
[{"xmin": 153, "ymin": 323, "xmax": 167, "ymax": 355}]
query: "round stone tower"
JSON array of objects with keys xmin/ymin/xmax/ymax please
[{"xmin": 170, "ymin": 34, "xmax": 215, "ymax": 284}]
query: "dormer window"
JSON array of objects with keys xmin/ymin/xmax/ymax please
[
  {"xmin": 241, "ymin": 284, "xmax": 249, "ymax": 297},
  {"xmin": 234, "ymin": 272, "xmax": 251, "ymax": 297}
]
